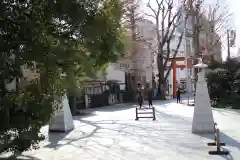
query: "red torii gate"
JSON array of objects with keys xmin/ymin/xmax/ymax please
[{"xmin": 168, "ymin": 57, "xmax": 193, "ymax": 97}]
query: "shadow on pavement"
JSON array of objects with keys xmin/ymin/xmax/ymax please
[
  {"xmin": 220, "ymin": 132, "xmax": 240, "ymax": 151},
  {"xmin": 45, "ymin": 119, "xmax": 101, "ymax": 150},
  {"xmin": 46, "ymin": 127, "xmax": 100, "ymax": 150},
  {"xmin": 39, "ymin": 100, "xmax": 239, "ymax": 159},
  {"xmin": 194, "ymin": 131, "xmax": 240, "ymax": 159},
  {"xmin": 76, "ymin": 103, "xmax": 137, "ymax": 115},
  {"xmin": 76, "ymin": 99, "xmax": 185, "ymax": 116},
  {"xmin": 74, "ymin": 111, "xmax": 96, "ymax": 118},
  {"xmin": 84, "ymin": 99, "xmax": 181, "ymax": 113},
  {"xmin": 92, "ymin": 103, "xmax": 136, "ymax": 112},
  {"xmin": 43, "ymin": 118, "xmax": 153, "ymax": 158},
  {"xmin": 0, "ymin": 155, "xmax": 42, "ymax": 160},
  {"xmin": 45, "ymin": 130, "xmax": 73, "ymax": 149}
]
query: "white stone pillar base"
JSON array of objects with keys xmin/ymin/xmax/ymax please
[
  {"xmin": 49, "ymin": 94, "xmax": 74, "ymax": 132},
  {"xmin": 192, "ymin": 70, "xmax": 215, "ymax": 134}
]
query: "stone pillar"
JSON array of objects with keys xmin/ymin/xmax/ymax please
[
  {"xmin": 192, "ymin": 69, "xmax": 215, "ymax": 134},
  {"xmin": 49, "ymin": 94, "xmax": 74, "ymax": 132},
  {"xmin": 84, "ymin": 94, "xmax": 89, "ymax": 108}
]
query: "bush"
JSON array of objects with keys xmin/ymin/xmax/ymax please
[
  {"xmin": 207, "ymin": 58, "xmax": 240, "ymax": 109},
  {"xmin": 0, "ymin": 82, "xmax": 63, "ymax": 154}
]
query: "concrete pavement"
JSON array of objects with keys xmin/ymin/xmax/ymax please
[{"xmin": 2, "ymin": 100, "xmax": 240, "ymax": 160}]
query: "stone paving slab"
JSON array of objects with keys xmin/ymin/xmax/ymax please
[{"xmin": 1, "ymin": 100, "xmax": 240, "ymax": 160}]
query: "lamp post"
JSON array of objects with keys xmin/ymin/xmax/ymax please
[{"xmin": 183, "ymin": 10, "xmax": 189, "ymax": 93}]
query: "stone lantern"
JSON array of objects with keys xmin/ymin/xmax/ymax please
[
  {"xmin": 49, "ymin": 94, "xmax": 75, "ymax": 132},
  {"xmin": 192, "ymin": 58, "xmax": 215, "ymax": 134}
]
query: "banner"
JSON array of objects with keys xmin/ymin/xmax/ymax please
[{"xmin": 229, "ymin": 30, "xmax": 236, "ymax": 47}]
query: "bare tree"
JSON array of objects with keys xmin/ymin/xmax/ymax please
[
  {"xmin": 146, "ymin": 0, "xmax": 189, "ymax": 99},
  {"xmin": 201, "ymin": 0, "xmax": 231, "ymax": 62},
  {"xmin": 188, "ymin": 0, "xmax": 231, "ymax": 81},
  {"xmin": 190, "ymin": 0, "xmax": 231, "ymax": 59},
  {"xmin": 175, "ymin": 0, "xmax": 232, "ymax": 92}
]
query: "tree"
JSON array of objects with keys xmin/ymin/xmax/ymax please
[
  {"xmin": 203, "ymin": 0, "xmax": 230, "ymax": 62},
  {"xmin": 122, "ymin": 0, "xmax": 146, "ymax": 89},
  {"xmin": 0, "ymin": 0, "xmax": 126, "ymax": 154},
  {"xmin": 207, "ymin": 58, "xmax": 240, "ymax": 109},
  {"xmin": 146, "ymin": 0, "xmax": 189, "ymax": 99},
  {"xmin": 189, "ymin": 0, "xmax": 231, "ymax": 66},
  {"xmin": 182, "ymin": 0, "xmax": 231, "ymax": 92}
]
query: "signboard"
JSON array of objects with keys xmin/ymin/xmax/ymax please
[
  {"xmin": 166, "ymin": 58, "xmax": 193, "ymax": 68},
  {"xmin": 113, "ymin": 61, "xmax": 133, "ymax": 71},
  {"xmin": 176, "ymin": 61, "xmax": 185, "ymax": 65}
]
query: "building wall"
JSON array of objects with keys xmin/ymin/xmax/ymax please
[
  {"xmin": 134, "ymin": 19, "xmax": 157, "ymax": 86},
  {"xmin": 104, "ymin": 59, "xmax": 134, "ymax": 91},
  {"xmin": 105, "ymin": 64, "xmax": 125, "ymax": 90},
  {"xmin": 105, "ymin": 19, "xmax": 157, "ymax": 88}
]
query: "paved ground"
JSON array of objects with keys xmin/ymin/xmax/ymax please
[{"xmin": 2, "ymin": 99, "xmax": 240, "ymax": 160}]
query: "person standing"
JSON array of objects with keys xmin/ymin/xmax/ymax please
[
  {"xmin": 146, "ymin": 84, "xmax": 153, "ymax": 107},
  {"xmin": 176, "ymin": 88, "xmax": 181, "ymax": 103},
  {"xmin": 137, "ymin": 83, "xmax": 144, "ymax": 108}
]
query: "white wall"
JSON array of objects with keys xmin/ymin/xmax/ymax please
[
  {"xmin": 161, "ymin": 32, "xmax": 193, "ymax": 58},
  {"xmin": 106, "ymin": 64, "xmax": 125, "ymax": 83},
  {"xmin": 176, "ymin": 68, "xmax": 186, "ymax": 80}
]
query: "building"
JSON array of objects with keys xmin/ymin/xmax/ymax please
[
  {"xmin": 159, "ymin": 5, "xmax": 223, "ymax": 96},
  {"xmin": 106, "ymin": 19, "xmax": 157, "ymax": 88}
]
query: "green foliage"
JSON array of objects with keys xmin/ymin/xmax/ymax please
[
  {"xmin": 207, "ymin": 58, "xmax": 240, "ymax": 109},
  {"xmin": 207, "ymin": 58, "xmax": 222, "ymax": 70},
  {"xmin": 0, "ymin": 0, "xmax": 126, "ymax": 154}
]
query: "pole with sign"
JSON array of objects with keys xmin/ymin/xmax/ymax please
[{"xmin": 227, "ymin": 29, "xmax": 236, "ymax": 59}]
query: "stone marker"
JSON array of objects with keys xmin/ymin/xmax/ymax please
[
  {"xmin": 49, "ymin": 94, "xmax": 74, "ymax": 132},
  {"xmin": 192, "ymin": 58, "xmax": 215, "ymax": 134}
]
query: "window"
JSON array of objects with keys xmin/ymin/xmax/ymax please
[
  {"xmin": 120, "ymin": 63, "xmax": 126, "ymax": 70},
  {"xmin": 113, "ymin": 63, "xmax": 119, "ymax": 69},
  {"xmin": 186, "ymin": 39, "xmax": 191, "ymax": 54},
  {"xmin": 178, "ymin": 51, "xmax": 184, "ymax": 57}
]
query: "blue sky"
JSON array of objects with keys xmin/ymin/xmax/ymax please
[{"xmin": 140, "ymin": 0, "xmax": 239, "ymax": 60}]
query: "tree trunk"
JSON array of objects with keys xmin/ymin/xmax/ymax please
[
  {"xmin": 1, "ymin": 76, "xmax": 9, "ymax": 127},
  {"xmin": 157, "ymin": 54, "xmax": 166, "ymax": 100},
  {"xmin": 68, "ymin": 91, "xmax": 77, "ymax": 116},
  {"xmin": 71, "ymin": 94, "xmax": 77, "ymax": 115},
  {"xmin": 158, "ymin": 77, "xmax": 166, "ymax": 100}
]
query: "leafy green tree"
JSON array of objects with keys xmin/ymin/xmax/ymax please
[
  {"xmin": 207, "ymin": 58, "xmax": 240, "ymax": 109},
  {"xmin": 0, "ymin": 0, "xmax": 126, "ymax": 154}
]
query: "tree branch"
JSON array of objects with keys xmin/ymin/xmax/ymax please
[
  {"xmin": 164, "ymin": 32, "xmax": 184, "ymax": 80},
  {"xmin": 147, "ymin": 0, "xmax": 158, "ymax": 17},
  {"xmin": 145, "ymin": 13, "xmax": 156, "ymax": 19}
]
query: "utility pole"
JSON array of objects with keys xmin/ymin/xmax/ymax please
[
  {"xmin": 227, "ymin": 29, "xmax": 236, "ymax": 60},
  {"xmin": 183, "ymin": 8, "xmax": 190, "ymax": 93},
  {"xmin": 227, "ymin": 30, "xmax": 230, "ymax": 59},
  {"xmin": 192, "ymin": 0, "xmax": 201, "ymax": 91}
]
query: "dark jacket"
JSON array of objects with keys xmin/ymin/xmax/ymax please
[
  {"xmin": 147, "ymin": 88, "xmax": 153, "ymax": 99},
  {"xmin": 176, "ymin": 89, "xmax": 181, "ymax": 97}
]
